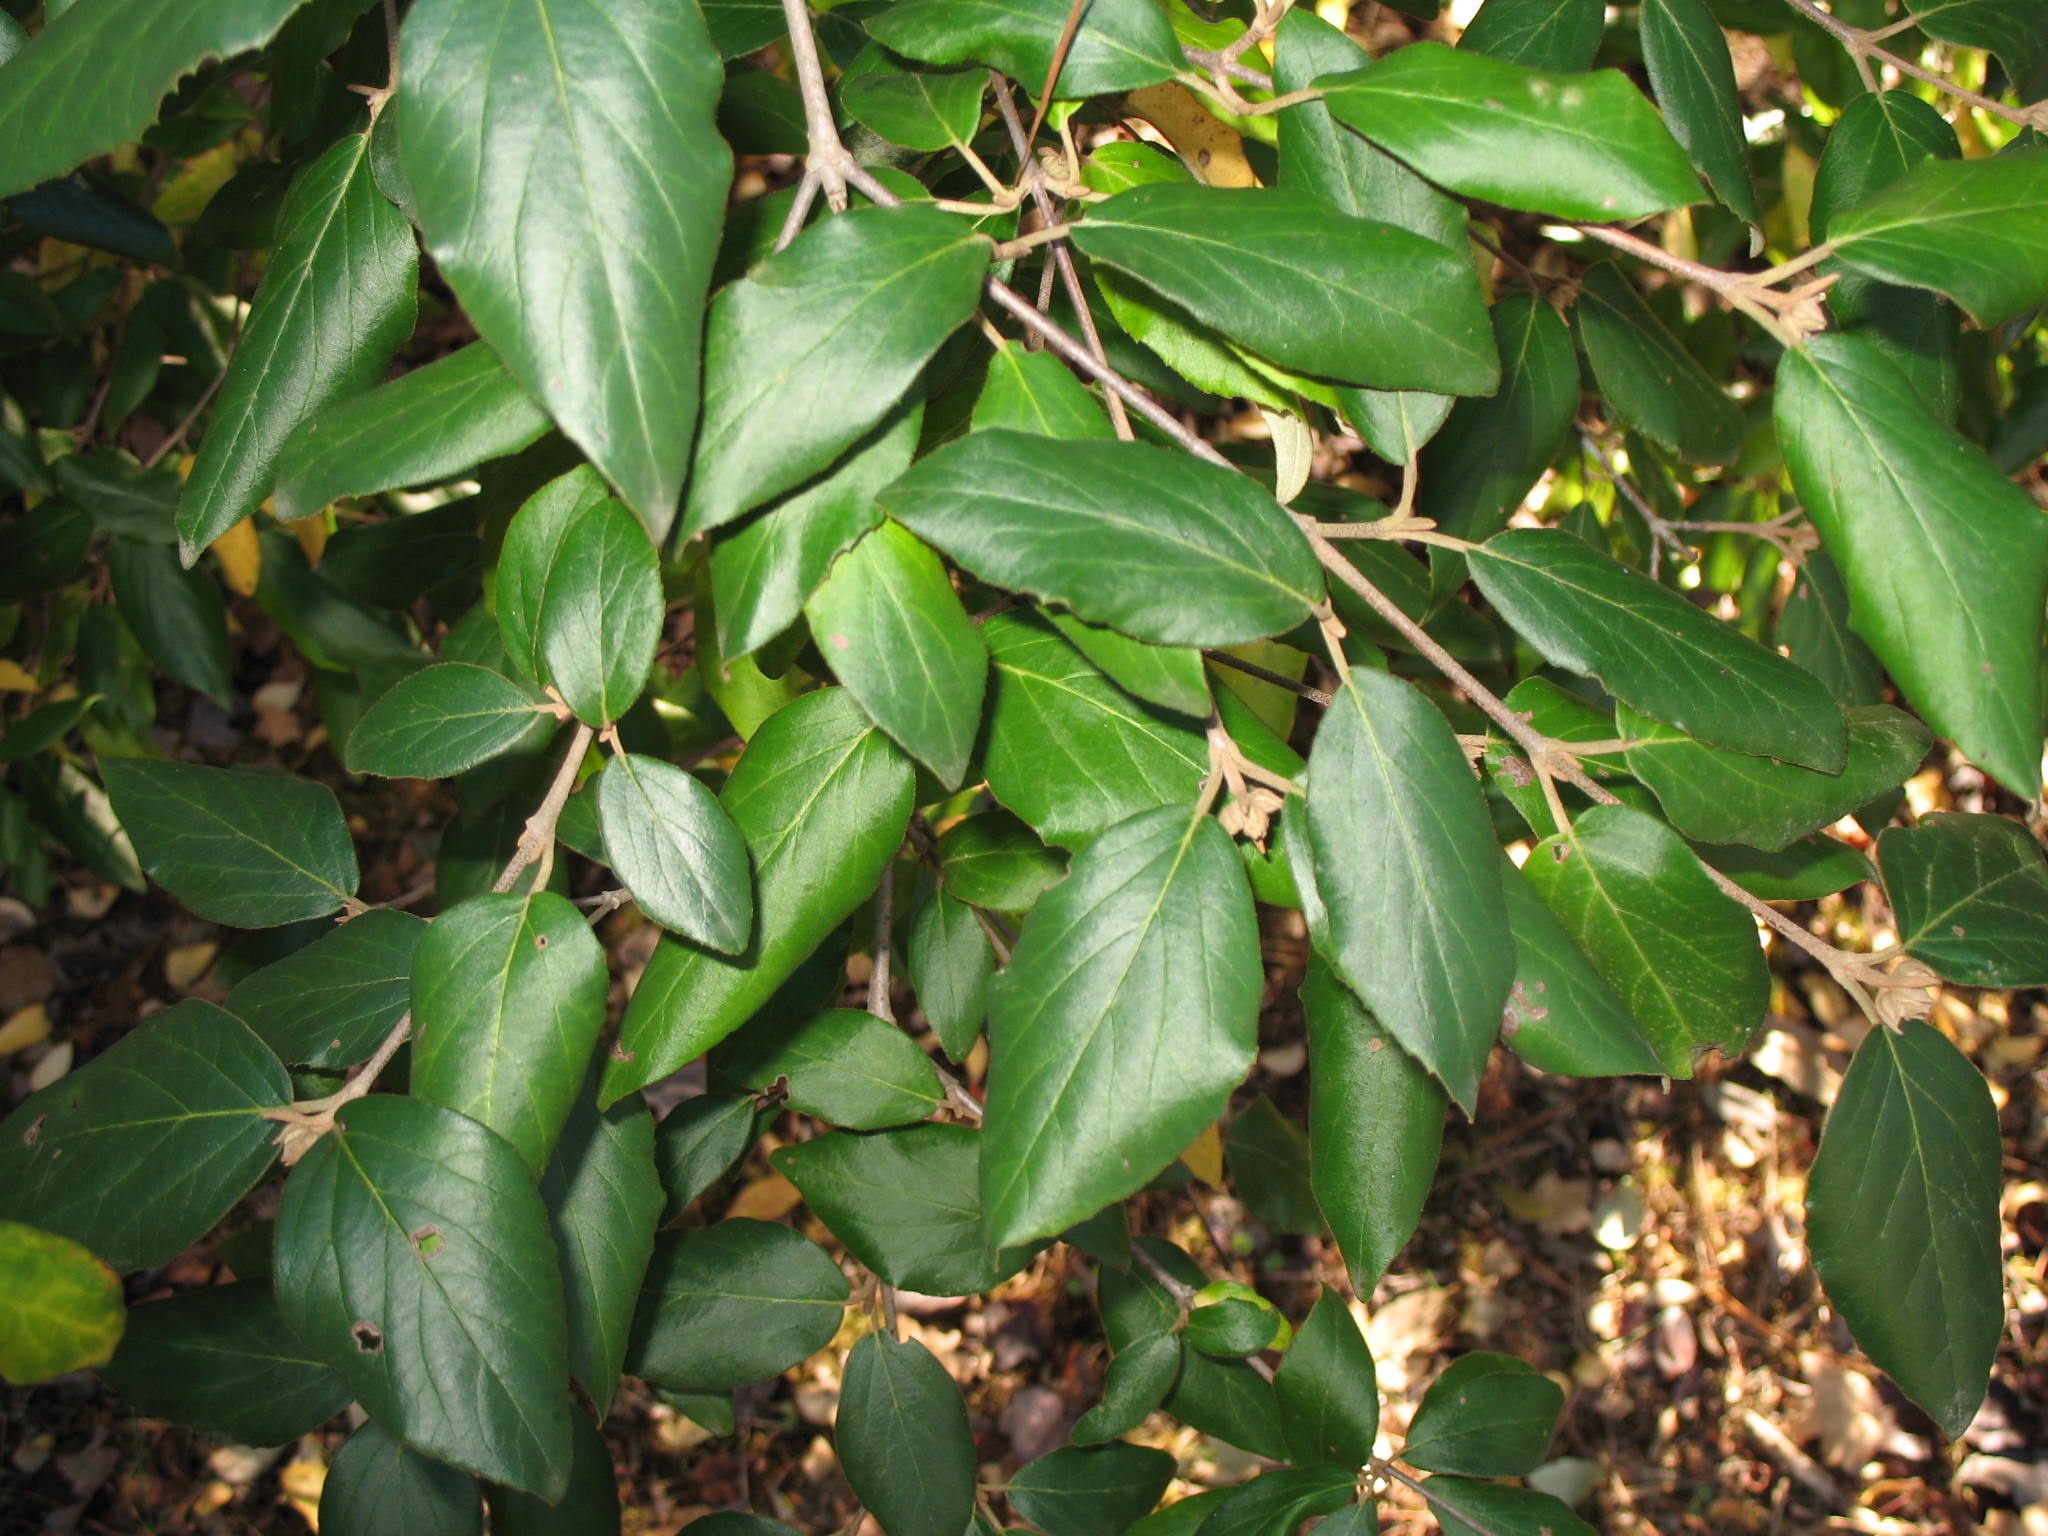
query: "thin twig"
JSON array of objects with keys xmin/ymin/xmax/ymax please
[
  {"xmin": 493, "ymin": 721, "xmax": 595, "ymax": 894},
  {"xmin": 262, "ymin": 1010, "xmax": 413, "ymax": 1163},
  {"xmin": 868, "ymin": 868, "xmax": 896, "ymax": 1024},
  {"xmin": 1574, "ymin": 222, "xmax": 1836, "ymax": 350},
  {"xmin": 1779, "ymin": 0, "xmax": 2048, "ymax": 129},
  {"xmin": 1204, "ymin": 649, "xmax": 1334, "ymax": 707}
]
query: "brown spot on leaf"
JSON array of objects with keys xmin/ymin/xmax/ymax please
[
  {"xmin": 352, "ymin": 1321, "xmax": 384, "ymax": 1353},
  {"xmin": 410, "ymin": 1225, "xmax": 444, "ymax": 1259},
  {"xmin": 533, "ymin": 933, "xmax": 549, "ymax": 949},
  {"xmin": 22, "ymin": 1114, "xmax": 45, "ymax": 1146}
]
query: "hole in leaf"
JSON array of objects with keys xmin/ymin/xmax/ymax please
[
  {"xmin": 352, "ymin": 1321, "xmax": 384, "ymax": 1353},
  {"xmin": 410, "ymin": 1224, "xmax": 444, "ymax": 1259}
]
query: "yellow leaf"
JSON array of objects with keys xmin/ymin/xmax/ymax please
[
  {"xmin": 164, "ymin": 942, "xmax": 219, "ymax": 993},
  {"xmin": 152, "ymin": 139, "xmax": 242, "ymax": 224},
  {"xmin": 726, "ymin": 1170, "xmax": 803, "ymax": 1221},
  {"xmin": 211, "ymin": 516, "xmax": 262, "ymax": 597},
  {"xmin": 1125, "ymin": 83, "xmax": 1256, "ymax": 188},
  {"xmin": 0, "ymin": 660, "xmax": 38, "ymax": 693},
  {"xmin": 1179, "ymin": 1123, "xmax": 1224, "ymax": 1187},
  {"xmin": 293, "ymin": 513, "xmax": 330, "ymax": 567},
  {"xmin": 0, "ymin": 1005, "xmax": 50, "ymax": 1055}
]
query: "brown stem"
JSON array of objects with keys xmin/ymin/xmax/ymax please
[
  {"xmin": 1779, "ymin": 0, "xmax": 2048, "ymax": 128},
  {"xmin": 493, "ymin": 721, "xmax": 595, "ymax": 895}
]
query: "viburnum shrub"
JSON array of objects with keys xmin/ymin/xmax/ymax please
[{"xmin": 1, "ymin": 0, "xmax": 2046, "ymax": 1528}]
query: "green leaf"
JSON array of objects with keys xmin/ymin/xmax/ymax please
[
  {"xmin": 711, "ymin": 396, "xmax": 923, "ymax": 661},
  {"xmin": 273, "ymin": 343, "xmax": 550, "ymax": 523},
  {"xmin": 14, "ymin": 757, "xmax": 143, "ymax": 894},
  {"xmin": 176, "ymin": 134, "xmax": 419, "ymax": 561},
  {"xmin": 275, "ymin": 1095, "xmax": 573, "ymax": 1498},
  {"xmin": 806, "ymin": 520, "xmax": 988, "ymax": 788},
  {"xmin": 538, "ymin": 495, "xmax": 662, "ymax": 727},
  {"xmin": 1521, "ymin": 803, "xmax": 1768, "ymax": 1076},
  {"xmin": 0, "ymin": 1000, "xmax": 287, "ymax": 1272},
  {"xmin": 982, "ymin": 806, "xmax": 1262, "ymax": 1249},
  {"xmin": 1776, "ymin": 333, "xmax": 2048, "ymax": 796},
  {"xmin": 685, "ymin": 205, "xmax": 989, "ymax": 535},
  {"xmin": 102, "ymin": 759, "xmax": 359, "ymax": 926},
  {"xmin": 1694, "ymin": 835, "xmax": 1876, "ymax": 903},
  {"xmin": 1224, "ymin": 1095, "xmax": 1323, "ymax": 1237},
  {"xmin": 54, "ymin": 453, "xmax": 178, "ymax": 543},
  {"xmin": 937, "ymin": 810, "xmax": 1066, "ymax": 913},
  {"xmin": 868, "ymin": 0, "xmax": 1181, "ymax": 99},
  {"xmin": 1050, "ymin": 614, "xmax": 1211, "ymax": 720},
  {"xmin": 1301, "ymin": 958, "xmax": 1445, "ymax": 1291},
  {"xmin": 1499, "ymin": 857, "xmax": 1664, "ymax": 1078},
  {"xmin": 1878, "ymin": 813, "xmax": 2048, "ymax": 986},
  {"xmin": 1423, "ymin": 1476, "xmax": 1597, "ymax": 1536},
  {"xmin": 1640, "ymin": 0, "xmax": 1761, "ymax": 225},
  {"xmin": 628, "ymin": 1218, "xmax": 848, "ymax": 1389},
  {"xmin": 880, "ymin": 431, "xmax": 1323, "ymax": 647},
  {"xmin": 495, "ymin": 466, "xmax": 609, "ymax": 686},
  {"xmin": 1075, "ymin": 1331, "xmax": 1183, "ymax": 1445},
  {"xmin": 1315, "ymin": 43, "xmax": 1702, "ymax": 221},
  {"xmin": 714, "ymin": 1007, "xmax": 942, "ymax": 1129},
  {"xmin": 1776, "ymin": 551, "xmax": 1885, "ymax": 708},
  {"xmin": 776, "ymin": 1123, "xmax": 1043, "ymax": 1295},
  {"xmin": 838, "ymin": 1331, "xmax": 977, "ymax": 1536},
  {"xmin": 399, "ymin": 0, "xmax": 729, "ymax": 536},
  {"xmin": 540, "ymin": 1087, "xmax": 661, "ymax": 1414},
  {"xmin": 0, "ymin": 499, "xmax": 91, "ymax": 602},
  {"xmin": 410, "ymin": 892, "xmax": 609, "ymax": 1176},
  {"xmin": 0, "ymin": 1222, "xmax": 123, "ymax": 1385},
  {"xmin": 1914, "ymin": 0, "xmax": 2048, "ymax": 86},
  {"xmin": 1574, "ymin": 262, "xmax": 1744, "ymax": 465},
  {"xmin": 106, "ymin": 539, "xmax": 231, "ymax": 707},
  {"xmin": 1404, "ymin": 1352, "xmax": 1564, "ymax": 1475},
  {"xmin": 979, "ymin": 612, "xmax": 1206, "ymax": 851},
  {"xmin": 488, "ymin": 1414, "xmax": 620, "ymax": 1536},
  {"xmin": 1188, "ymin": 1468, "xmax": 1355, "ymax": 1536},
  {"xmin": 1095, "ymin": 266, "xmax": 1337, "ymax": 416},
  {"xmin": 1468, "ymin": 529, "xmax": 1845, "ymax": 770},
  {"xmin": 1621, "ymin": 703, "xmax": 1928, "ymax": 852},
  {"xmin": 1828, "ymin": 148, "xmax": 2048, "ymax": 327},
  {"xmin": 1807, "ymin": 1021, "xmax": 2003, "ymax": 1438},
  {"xmin": 596, "ymin": 753, "xmax": 752, "ymax": 953},
  {"xmin": 100, "ymin": 1283, "xmax": 348, "ymax": 1445},
  {"xmin": 1457, "ymin": 0, "xmax": 1605, "ymax": 71},
  {"xmin": 0, "ymin": 0, "xmax": 308, "ymax": 200},
  {"xmin": 604, "ymin": 689, "xmax": 914, "ymax": 1103},
  {"xmin": 1185, "ymin": 1294, "xmax": 1282, "ymax": 1359},
  {"xmin": 972, "ymin": 345, "xmax": 1115, "ymax": 440},
  {"xmin": 1007, "ymin": 1444, "xmax": 1177, "ymax": 1536},
  {"xmin": 1420, "ymin": 295, "xmax": 1579, "ymax": 542},
  {"xmin": 1273, "ymin": 1291, "xmax": 1378, "ymax": 1469},
  {"xmin": 703, "ymin": 0, "xmax": 786, "ymax": 57},
  {"xmin": 346, "ymin": 663, "xmax": 549, "ymax": 779},
  {"xmin": 227, "ymin": 909, "xmax": 424, "ymax": 1069},
  {"xmin": 843, "ymin": 64, "xmax": 986, "ymax": 152},
  {"xmin": 1071, "ymin": 185, "xmax": 1497, "ymax": 395},
  {"xmin": 1302, "ymin": 668, "xmax": 1514, "ymax": 1114},
  {"xmin": 652, "ymin": 1093, "xmax": 756, "ymax": 1215},
  {"xmin": 907, "ymin": 889, "xmax": 994, "ymax": 1061},
  {"xmin": 319, "ymin": 1420, "xmax": 482, "ymax": 1536},
  {"xmin": 1809, "ymin": 92, "xmax": 1959, "ymax": 243}
]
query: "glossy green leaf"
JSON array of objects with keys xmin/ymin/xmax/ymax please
[
  {"xmin": 1828, "ymin": 148, "xmax": 2048, "ymax": 327},
  {"xmin": 1404, "ymin": 1352, "xmax": 1564, "ymax": 1475},
  {"xmin": 1469, "ymin": 529, "xmax": 1845, "ymax": 770},
  {"xmin": 1186, "ymin": 1295, "xmax": 1282, "ymax": 1358},
  {"xmin": 105, "ymin": 539, "xmax": 231, "ymax": 707},
  {"xmin": 843, "ymin": 64, "xmax": 986, "ymax": 152},
  {"xmin": 101, "ymin": 1283, "xmax": 349, "ymax": 1445},
  {"xmin": 703, "ymin": 0, "xmax": 786, "ymax": 57},
  {"xmin": 979, "ymin": 612, "xmax": 1207, "ymax": 851},
  {"xmin": 488, "ymin": 1413, "xmax": 620, "ymax": 1536},
  {"xmin": 628, "ymin": 1218, "xmax": 848, "ymax": 1389},
  {"xmin": 1273, "ymin": 1291, "xmax": 1378, "ymax": 1469},
  {"xmin": 1878, "ymin": 813, "xmax": 2048, "ymax": 987},
  {"xmin": 275, "ymin": 1094, "xmax": 572, "ymax": 1499},
  {"xmin": 1224, "ymin": 1095, "xmax": 1322, "ymax": 1237},
  {"xmin": 605, "ymin": 689, "xmax": 914, "ymax": 1103},
  {"xmin": 54, "ymin": 454, "xmax": 178, "ymax": 543},
  {"xmin": 1458, "ymin": 0, "xmax": 1605, "ymax": 70},
  {"xmin": 1301, "ymin": 958, "xmax": 1444, "ymax": 1291},
  {"xmin": 0, "ymin": 1221, "xmax": 123, "ymax": 1385},
  {"xmin": 1190, "ymin": 1468, "xmax": 1355, "ymax": 1536},
  {"xmin": 177, "ymin": 134, "xmax": 419, "ymax": 561},
  {"xmin": 1776, "ymin": 550, "xmax": 1886, "ymax": 708},
  {"xmin": 1499, "ymin": 857, "xmax": 1664, "ymax": 1078},
  {"xmin": 1075, "ymin": 1331, "xmax": 1183, "ymax": 1446},
  {"xmin": 1621, "ymin": 703, "xmax": 1928, "ymax": 852},
  {"xmin": 981, "ymin": 805, "xmax": 1262, "ymax": 1249},
  {"xmin": 1072, "ymin": 185, "xmax": 1496, "ymax": 394},
  {"xmin": 495, "ymin": 465, "xmax": 609, "ymax": 686},
  {"xmin": 1521, "ymin": 803, "xmax": 1768, "ymax": 1076},
  {"xmin": 319, "ymin": 1419, "xmax": 483, "ymax": 1536},
  {"xmin": 15, "ymin": 757, "xmax": 144, "ymax": 894},
  {"xmin": 838, "ymin": 1331, "xmax": 977, "ymax": 1536},
  {"xmin": 1776, "ymin": 333, "xmax": 2048, "ymax": 797},
  {"xmin": 881, "ymin": 431, "xmax": 1323, "ymax": 647},
  {"xmin": 775, "ymin": 1124, "xmax": 1044, "ymax": 1296},
  {"xmin": 0, "ymin": 0, "xmax": 308, "ymax": 200},
  {"xmin": 1315, "ymin": 43, "xmax": 1702, "ymax": 221},
  {"xmin": 1914, "ymin": 0, "xmax": 2048, "ymax": 85},
  {"xmin": 597, "ymin": 753, "xmax": 752, "ymax": 953},
  {"xmin": 1574, "ymin": 262, "xmax": 1744, "ymax": 465},
  {"xmin": 1811, "ymin": 92, "xmax": 1958, "ymax": 243},
  {"xmin": 972, "ymin": 345, "xmax": 1115, "ymax": 440},
  {"xmin": 1420, "ymin": 295, "xmax": 1579, "ymax": 542},
  {"xmin": 1008, "ymin": 1444, "xmax": 1177, "ymax": 1536},
  {"xmin": 539, "ymin": 495, "xmax": 662, "ymax": 727},
  {"xmin": 1303, "ymin": 668, "xmax": 1514, "ymax": 1114},
  {"xmin": 1694, "ymin": 835, "xmax": 1876, "ymax": 903},
  {"xmin": 715, "ymin": 1007, "xmax": 942, "ymax": 1129},
  {"xmin": 540, "ymin": 1087, "xmax": 661, "ymax": 1412},
  {"xmin": 0, "ymin": 1000, "xmax": 286, "ymax": 1273},
  {"xmin": 867, "ymin": 0, "xmax": 1181, "ymax": 98},
  {"xmin": 410, "ymin": 892, "xmax": 610, "ymax": 1176},
  {"xmin": 1049, "ymin": 614, "xmax": 1210, "ymax": 720},
  {"xmin": 399, "ymin": 0, "xmax": 729, "ymax": 536},
  {"xmin": 806, "ymin": 520, "xmax": 988, "ymax": 788},
  {"xmin": 104, "ymin": 760, "xmax": 357, "ymax": 929},
  {"xmin": 937, "ymin": 811, "xmax": 1066, "ymax": 913},
  {"xmin": 685, "ymin": 205, "xmax": 988, "ymax": 534},
  {"xmin": 906, "ymin": 889, "xmax": 994, "ymax": 1061},
  {"xmin": 652, "ymin": 1093, "xmax": 756, "ymax": 1215},
  {"xmin": 273, "ymin": 342, "xmax": 550, "ymax": 522},
  {"xmin": 1807, "ymin": 1021, "xmax": 2003, "ymax": 1438},
  {"xmin": 1640, "ymin": 0, "xmax": 1760, "ymax": 225},
  {"xmin": 1423, "ymin": 1476, "xmax": 1597, "ymax": 1536},
  {"xmin": 1095, "ymin": 265, "xmax": 1336, "ymax": 416},
  {"xmin": 347, "ymin": 663, "xmax": 548, "ymax": 779},
  {"xmin": 228, "ymin": 909, "xmax": 424, "ymax": 1069}
]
